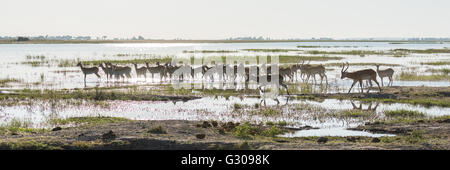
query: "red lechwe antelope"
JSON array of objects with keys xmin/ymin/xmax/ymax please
[
  {"xmin": 341, "ymin": 62, "xmax": 381, "ymax": 94},
  {"xmin": 99, "ymin": 63, "xmax": 113, "ymax": 81},
  {"xmin": 133, "ymin": 63, "xmax": 148, "ymax": 81},
  {"xmin": 375, "ymin": 64, "xmax": 394, "ymax": 86},
  {"xmin": 107, "ymin": 63, "xmax": 132, "ymax": 81},
  {"xmin": 146, "ymin": 62, "xmax": 166, "ymax": 81},
  {"xmin": 77, "ymin": 62, "xmax": 101, "ymax": 84},
  {"xmin": 303, "ymin": 64, "xmax": 327, "ymax": 84}
]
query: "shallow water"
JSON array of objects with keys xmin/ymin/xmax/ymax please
[
  {"xmin": 1, "ymin": 96, "xmax": 448, "ymax": 137},
  {"xmin": 0, "ymin": 42, "xmax": 448, "ymax": 90},
  {"xmin": 0, "ymin": 42, "xmax": 449, "ymax": 137}
]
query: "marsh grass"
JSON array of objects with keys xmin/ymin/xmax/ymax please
[
  {"xmin": 393, "ymin": 48, "xmax": 450, "ymax": 54},
  {"xmin": 358, "ymin": 98, "xmax": 450, "ymax": 108},
  {"xmin": 80, "ymin": 57, "xmax": 173, "ymax": 66},
  {"xmin": 384, "ymin": 109, "xmax": 425, "ymax": 118},
  {"xmin": 265, "ymin": 120, "xmax": 288, "ymax": 126},
  {"xmin": 406, "ymin": 130, "xmax": 425, "ymax": 144},
  {"xmin": 420, "ymin": 61, "xmax": 450, "ymax": 66},
  {"xmin": 114, "ymin": 53, "xmax": 155, "ymax": 57},
  {"xmin": 0, "ymin": 88, "xmax": 180, "ymax": 101},
  {"xmin": 0, "ymin": 119, "xmax": 46, "ymax": 135},
  {"xmin": 242, "ymin": 49, "xmax": 303, "ymax": 52},
  {"xmin": 374, "ymin": 115, "xmax": 450, "ymax": 125},
  {"xmin": 297, "ymin": 45, "xmax": 359, "ymax": 48},
  {"xmin": 277, "ymin": 55, "xmax": 343, "ymax": 63},
  {"xmin": 339, "ymin": 110, "xmax": 374, "ymax": 118},
  {"xmin": 0, "ymin": 78, "xmax": 21, "ymax": 87},
  {"xmin": 26, "ymin": 55, "xmax": 46, "ymax": 60},
  {"xmin": 233, "ymin": 103, "xmax": 243, "ymax": 110},
  {"xmin": 234, "ymin": 122, "xmax": 284, "ymax": 139},
  {"xmin": 146, "ymin": 125, "xmax": 167, "ymax": 134},
  {"xmin": 251, "ymin": 108, "xmax": 279, "ymax": 116},
  {"xmin": 397, "ymin": 72, "xmax": 450, "ymax": 81},
  {"xmin": 49, "ymin": 116, "xmax": 129, "ymax": 126},
  {"xmin": 426, "ymin": 68, "xmax": 450, "ymax": 75},
  {"xmin": 183, "ymin": 50, "xmax": 237, "ymax": 53},
  {"xmin": 305, "ymin": 50, "xmax": 399, "ymax": 56},
  {"xmin": 325, "ymin": 62, "xmax": 400, "ymax": 67}
]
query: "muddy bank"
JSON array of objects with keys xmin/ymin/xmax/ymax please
[{"xmin": 1, "ymin": 119, "xmax": 448, "ymax": 150}]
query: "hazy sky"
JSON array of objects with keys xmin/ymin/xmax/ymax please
[{"xmin": 1, "ymin": 0, "xmax": 449, "ymax": 39}]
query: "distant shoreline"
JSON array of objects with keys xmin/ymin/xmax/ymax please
[{"xmin": 0, "ymin": 39, "xmax": 449, "ymax": 44}]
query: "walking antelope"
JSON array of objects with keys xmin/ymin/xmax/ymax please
[
  {"xmin": 277, "ymin": 66, "xmax": 292, "ymax": 81},
  {"xmin": 298, "ymin": 60, "xmax": 312, "ymax": 80},
  {"xmin": 375, "ymin": 64, "xmax": 394, "ymax": 86},
  {"xmin": 164, "ymin": 63, "xmax": 182, "ymax": 80},
  {"xmin": 341, "ymin": 62, "xmax": 381, "ymax": 94},
  {"xmin": 303, "ymin": 64, "xmax": 327, "ymax": 84},
  {"xmin": 76, "ymin": 62, "xmax": 100, "ymax": 84},
  {"xmin": 99, "ymin": 63, "xmax": 113, "ymax": 81},
  {"xmin": 107, "ymin": 63, "xmax": 132, "ymax": 81},
  {"xmin": 191, "ymin": 65, "xmax": 208, "ymax": 80},
  {"xmin": 133, "ymin": 63, "xmax": 148, "ymax": 81},
  {"xmin": 146, "ymin": 62, "xmax": 166, "ymax": 81}
]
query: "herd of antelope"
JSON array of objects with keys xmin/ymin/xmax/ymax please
[{"xmin": 76, "ymin": 60, "xmax": 395, "ymax": 94}]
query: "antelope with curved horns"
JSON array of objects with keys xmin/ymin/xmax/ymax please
[
  {"xmin": 341, "ymin": 62, "xmax": 381, "ymax": 94},
  {"xmin": 375, "ymin": 64, "xmax": 394, "ymax": 87}
]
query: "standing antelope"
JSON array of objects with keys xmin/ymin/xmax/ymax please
[
  {"xmin": 298, "ymin": 60, "xmax": 312, "ymax": 80},
  {"xmin": 304, "ymin": 64, "xmax": 327, "ymax": 84},
  {"xmin": 165, "ymin": 63, "xmax": 182, "ymax": 80},
  {"xmin": 99, "ymin": 63, "xmax": 113, "ymax": 82},
  {"xmin": 133, "ymin": 63, "xmax": 148, "ymax": 81},
  {"xmin": 77, "ymin": 62, "xmax": 100, "ymax": 84},
  {"xmin": 146, "ymin": 62, "xmax": 166, "ymax": 81},
  {"xmin": 341, "ymin": 62, "xmax": 381, "ymax": 94},
  {"xmin": 375, "ymin": 64, "xmax": 394, "ymax": 86},
  {"xmin": 108, "ymin": 63, "xmax": 132, "ymax": 81}
]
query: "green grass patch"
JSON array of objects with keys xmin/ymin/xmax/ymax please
[
  {"xmin": 0, "ymin": 88, "xmax": 183, "ymax": 101},
  {"xmin": 384, "ymin": 109, "xmax": 425, "ymax": 118},
  {"xmin": 297, "ymin": 45, "xmax": 358, "ymax": 48},
  {"xmin": 420, "ymin": 61, "xmax": 450, "ymax": 66},
  {"xmin": 325, "ymin": 62, "xmax": 401, "ymax": 67},
  {"xmin": 340, "ymin": 110, "xmax": 373, "ymax": 118},
  {"xmin": 397, "ymin": 72, "xmax": 450, "ymax": 81},
  {"xmin": 358, "ymin": 98, "xmax": 450, "ymax": 108},
  {"xmin": 146, "ymin": 125, "xmax": 167, "ymax": 134},
  {"xmin": 406, "ymin": 130, "xmax": 425, "ymax": 144},
  {"xmin": 242, "ymin": 49, "xmax": 303, "ymax": 52},
  {"xmin": 305, "ymin": 50, "xmax": 400, "ymax": 56},
  {"xmin": 233, "ymin": 103, "xmax": 243, "ymax": 110},
  {"xmin": 183, "ymin": 50, "xmax": 237, "ymax": 53},
  {"xmin": 426, "ymin": 68, "xmax": 450, "ymax": 75},
  {"xmin": 0, "ymin": 119, "xmax": 47, "ymax": 135},
  {"xmin": 49, "ymin": 116, "xmax": 129, "ymax": 126},
  {"xmin": 234, "ymin": 122, "xmax": 284, "ymax": 139},
  {"xmin": 251, "ymin": 108, "xmax": 279, "ymax": 116},
  {"xmin": 80, "ymin": 57, "xmax": 173, "ymax": 66},
  {"xmin": 393, "ymin": 48, "xmax": 450, "ymax": 54},
  {"xmin": 0, "ymin": 78, "xmax": 21, "ymax": 87}
]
